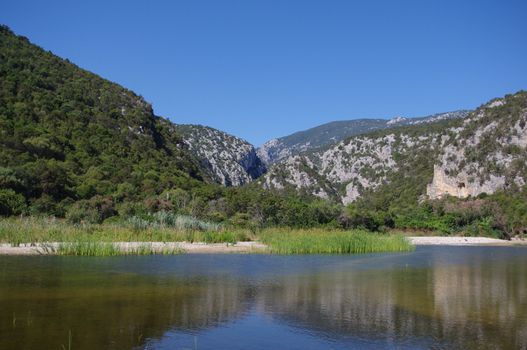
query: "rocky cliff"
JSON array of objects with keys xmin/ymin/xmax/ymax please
[{"xmin": 176, "ymin": 124, "xmax": 266, "ymax": 186}]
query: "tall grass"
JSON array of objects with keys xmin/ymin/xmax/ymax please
[
  {"xmin": 261, "ymin": 229, "xmax": 414, "ymax": 254},
  {"xmin": 53, "ymin": 241, "xmax": 182, "ymax": 256},
  {"xmin": 0, "ymin": 216, "xmax": 248, "ymax": 245},
  {"xmin": 127, "ymin": 211, "xmax": 222, "ymax": 231},
  {"xmin": 0, "ymin": 218, "xmax": 415, "ymax": 256}
]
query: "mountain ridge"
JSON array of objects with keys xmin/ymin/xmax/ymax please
[{"xmin": 257, "ymin": 110, "xmax": 471, "ymax": 165}]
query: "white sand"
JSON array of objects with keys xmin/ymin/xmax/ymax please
[{"xmin": 408, "ymin": 236, "xmax": 527, "ymax": 246}]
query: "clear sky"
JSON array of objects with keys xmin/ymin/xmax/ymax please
[{"xmin": 2, "ymin": 0, "xmax": 527, "ymax": 145}]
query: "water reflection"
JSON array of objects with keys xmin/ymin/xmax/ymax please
[
  {"xmin": 1, "ymin": 247, "xmax": 526, "ymax": 349},
  {"xmin": 260, "ymin": 251, "xmax": 527, "ymax": 349},
  {"xmin": 0, "ymin": 259, "xmax": 252, "ymax": 349}
]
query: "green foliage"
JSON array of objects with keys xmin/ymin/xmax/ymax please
[
  {"xmin": 127, "ymin": 211, "xmax": 222, "ymax": 232},
  {"xmin": 0, "ymin": 25, "xmax": 204, "ymax": 216},
  {"xmin": 65, "ymin": 196, "xmax": 116, "ymax": 224},
  {"xmin": 0, "ymin": 189, "xmax": 25, "ymax": 216}
]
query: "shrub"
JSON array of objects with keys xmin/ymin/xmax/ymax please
[
  {"xmin": 0, "ymin": 189, "xmax": 26, "ymax": 216},
  {"xmin": 65, "ymin": 196, "xmax": 117, "ymax": 224},
  {"xmin": 29, "ymin": 194, "xmax": 57, "ymax": 216},
  {"xmin": 65, "ymin": 205, "xmax": 100, "ymax": 224}
]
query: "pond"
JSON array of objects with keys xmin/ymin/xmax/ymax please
[{"xmin": 1, "ymin": 246, "xmax": 526, "ymax": 349}]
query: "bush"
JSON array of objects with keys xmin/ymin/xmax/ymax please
[
  {"xmin": 29, "ymin": 194, "xmax": 57, "ymax": 216},
  {"xmin": 65, "ymin": 196, "xmax": 117, "ymax": 224},
  {"xmin": 341, "ymin": 205, "xmax": 388, "ymax": 231},
  {"xmin": 126, "ymin": 211, "xmax": 222, "ymax": 231},
  {"xmin": 0, "ymin": 189, "xmax": 26, "ymax": 216},
  {"xmin": 65, "ymin": 205, "xmax": 100, "ymax": 224}
]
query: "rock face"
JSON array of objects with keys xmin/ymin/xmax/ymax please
[
  {"xmin": 176, "ymin": 125, "xmax": 266, "ymax": 186},
  {"xmin": 427, "ymin": 94, "xmax": 527, "ymax": 199},
  {"xmin": 257, "ymin": 111, "xmax": 470, "ymax": 165},
  {"xmin": 262, "ymin": 92, "xmax": 527, "ymax": 203},
  {"xmin": 262, "ymin": 129, "xmax": 441, "ymax": 204},
  {"xmin": 426, "ymin": 165, "xmax": 506, "ymax": 199}
]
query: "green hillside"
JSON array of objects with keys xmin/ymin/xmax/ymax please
[{"xmin": 0, "ymin": 25, "xmax": 207, "ymax": 216}]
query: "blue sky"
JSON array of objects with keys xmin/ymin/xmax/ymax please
[{"xmin": 2, "ymin": 0, "xmax": 526, "ymax": 145}]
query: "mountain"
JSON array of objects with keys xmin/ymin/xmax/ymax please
[
  {"xmin": 175, "ymin": 124, "xmax": 265, "ymax": 186},
  {"xmin": 257, "ymin": 110, "xmax": 470, "ymax": 165},
  {"xmin": 261, "ymin": 92, "xmax": 527, "ymax": 205},
  {"xmin": 0, "ymin": 24, "xmax": 208, "ymax": 214}
]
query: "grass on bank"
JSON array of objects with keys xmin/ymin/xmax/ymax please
[
  {"xmin": 0, "ymin": 216, "xmax": 249, "ymax": 246},
  {"xmin": 49, "ymin": 241, "xmax": 182, "ymax": 256},
  {"xmin": 0, "ymin": 217, "xmax": 414, "ymax": 255},
  {"xmin": 261, "ymin": 229, "xmax": 414, "ymax": 254}
]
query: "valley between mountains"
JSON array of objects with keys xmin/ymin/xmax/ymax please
[{"xmin": 1, "ymin": 24, "xmax": 527, "ymax": 239}]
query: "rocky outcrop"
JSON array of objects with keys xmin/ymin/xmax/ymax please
[
  {"xmin": 426, "ymin": 94, "xmax": 527, "ymax": 199},
  {"xmin": 426, "ymin": 165, "xmax": 506, "ymax": 199},
  {"xmin": 176, "ymin": 125, "xmax": 266, "ymax": 186}
]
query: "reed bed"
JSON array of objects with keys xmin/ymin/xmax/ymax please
[
  {"xmin": 260, "ymin": 229, "xmax": 414, "ymax": 254},
  {"xmin": 52, "ymin": 241, "xmax": 182, "ymax": 256}
]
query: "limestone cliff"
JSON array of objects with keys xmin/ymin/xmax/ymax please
[
  {"xmin": 175, "ymin": 124, "xmax": 266, "ymax": 186},
  {"xmin": 427, "ymin": 93, "xmax": 527, "ymax": 199}
]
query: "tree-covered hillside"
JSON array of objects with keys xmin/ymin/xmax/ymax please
[{"xmin": 0, "ymin": 25, "xmax": 207, "ymax": 215}]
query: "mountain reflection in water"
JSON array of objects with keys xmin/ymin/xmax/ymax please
[{"xmin": 0, "ymin": 247, "xmax": 526, "ymax": 349}]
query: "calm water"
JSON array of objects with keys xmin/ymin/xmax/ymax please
[{"xmin": 1, "ymin": 246, "xmax": 526, "ymax": 349}]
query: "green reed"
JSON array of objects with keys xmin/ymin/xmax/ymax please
[
  {"xmin": 260, "ymin": 229, "xmax": 414, "ymax": 254},
  {"xmin": 53, "ymin": 241, "xmax": 182, "ymax": 256}
]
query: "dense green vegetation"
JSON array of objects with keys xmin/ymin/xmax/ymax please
[{"xmin": 344, "ymin": 181, "xmax": 527, "ymax": 239}]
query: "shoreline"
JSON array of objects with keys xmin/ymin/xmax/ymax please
[
  {"xmin": 0, "ymin": 237, "xmax": 526, "ymax": 255},
  {"xmin": 0, "ymin": 241, "xmax": 268, "ymax": 255},
  {"xmin": 408, "ymin": 236, "xmax": 527, "ymax": 246}
]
